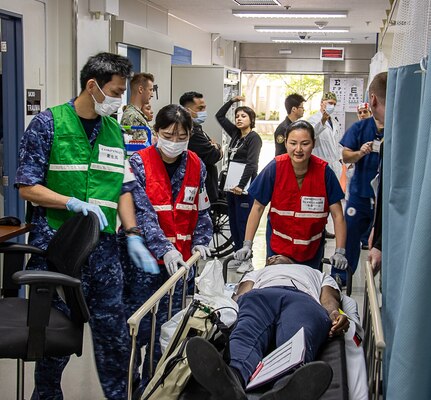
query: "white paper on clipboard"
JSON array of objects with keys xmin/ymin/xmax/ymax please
[
  {"xmin": 246, "ymin": 327, "xmax": 305, "ymax": 390},
  {"xmin": 224, "ymin": 161, "xmax": 250, "ymax": 192}
]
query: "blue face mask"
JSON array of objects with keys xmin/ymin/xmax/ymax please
[
  {"xmin": 325, "ymin": 104, "xmax": 335, "ymax": 115},
  {"xmin": 193, "ymin": 111, "xmax": 207, "ymax": 125}
]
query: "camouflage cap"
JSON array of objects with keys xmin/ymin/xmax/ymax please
[{"xmin": 322, "ymin": 92, "xmax": 337, "ymax": 102}]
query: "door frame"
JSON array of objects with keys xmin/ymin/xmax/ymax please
[{"xmin": 1, "ymin": 10, "xmax": 24, "ymax": 219}]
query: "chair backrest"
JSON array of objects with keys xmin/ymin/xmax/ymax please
[
  {"xmin": 46, "ymin": 211, "xmax": 100, "ymax": 278},
  {"xmin": 45, "ymin": 212, "xmax": 100, "ymax": 323}
]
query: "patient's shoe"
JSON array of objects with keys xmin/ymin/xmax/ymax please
[
  {"xmin": 186, "ymin": 337, "xmax": 246, "ymax": 400},
  {"xmin": 237, "ymin": 260, "xmax": 254, "ymax": 274},
  {"xmin": 259, "ymin": 361, "xmax": 333, "ymax": 400}
]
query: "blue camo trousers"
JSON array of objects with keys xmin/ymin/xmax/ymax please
[
  {"xmin": 119, "ymin": 244, "xmax": 184, "ymax": 389},
  {"xmin": 30, "ymin": 235, "xmax": 130, "ymax": 400},
  {"xmin": 229, "ymin": 287, "xmax": 332, "ymax": 384},
  {"xmin": 333, "ymin": 194, "xmax": 374, "ymax": 283},
  {"xmin": 226, "ymin": 192, "xmax": 254, "ymax": 251}
]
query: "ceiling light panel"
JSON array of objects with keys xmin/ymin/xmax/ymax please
[
  {"xmin": 232, "ymin": 0, "xmax": 281, "ymax": 5},
  {"xmin": 233, "ymin": 10, "xmax": 348, "ymax": 18},
  {"xmin": 255, "ymin": 26, "xmax": 350, "ymax": 33},
  {"xmin": 272, "ymin": 38, "xmax": 352, "ymax": 44}
]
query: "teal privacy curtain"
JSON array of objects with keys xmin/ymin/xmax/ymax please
[{"xmin": 382, "ymin": 58, "xmax": 431, "ymax": 398}]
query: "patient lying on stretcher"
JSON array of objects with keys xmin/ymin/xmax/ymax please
[{"xmin": 186, "ymin": 255, "xmax": 349, "ymax": 400}]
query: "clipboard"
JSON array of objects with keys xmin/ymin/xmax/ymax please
[
  {"xmin": 223, "ymin": 161, "xmax": 250, "ymax": 192},
  {"xmin": 246, "ymin": 327, "xmax": 306, "ymax": 390}
]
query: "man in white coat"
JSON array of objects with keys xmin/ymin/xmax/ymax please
[{"xmin": 308, "ymin": 92, "xmax": 343, "ymax": 179}]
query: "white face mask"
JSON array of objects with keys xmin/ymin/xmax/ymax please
[
  {"xmin": 325, "ymin": 104, "xmax": 335, "ymax": 115},
  {"xmin": 157, "ymin": 136, "xmax": 189, "ymax": 158},
  {"xmin": 91, "ymin": 81, "xmax": 122, "ymax": 117}
]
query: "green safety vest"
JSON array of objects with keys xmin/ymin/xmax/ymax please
[{"xmin": 46, "ymin": 103, "xmax": 125, "ymax": 234}]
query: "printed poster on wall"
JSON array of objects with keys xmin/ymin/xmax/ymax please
[{"xmin": 329, "ymin": 78, "xmax": 364, "ymax": 113}]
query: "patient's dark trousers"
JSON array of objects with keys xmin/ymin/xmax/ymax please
[{"xmin": 229, "ymin": 287, "xmax": 332, "ymax": 385}]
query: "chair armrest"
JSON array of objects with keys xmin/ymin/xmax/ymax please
[
  {"xmin": 12, "ymin": 270, "xmax": 81, "ymax": 287},
  {"xmin": 0, "ymin": 242, "xmax": 45, "ymax": 256},
  {"xmin": 13, "ymin": 270, "xmax": 90, "ymax": 324}
]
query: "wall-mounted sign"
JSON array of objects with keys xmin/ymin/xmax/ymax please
[
  {"xmin": 320, "ymin": 47, "xmax": 345, "ymax": 61},
  {"xmin": 26, "ymin": 89, "xmax": 41, "ymax": 115}
]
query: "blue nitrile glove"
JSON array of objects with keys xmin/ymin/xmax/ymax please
[
  {"xmin": 330, "ymin": 248, "xmax": 348, "ymax": 270},
  {"xmin": 66, "ymin": 197, "xmax": 108, "ymax": 231},
  {"xmin": 234, "ymin": 240, "xmax": 253, "ymax": 261},
  {"xmin": 163, "ymin": 249, "xmax": 187, "ymax": 276},
  {"xmin": 126, "ymin": 235, "xmax": 160, "ymax": 275},
  {"xmin": 191, "ymin": 245, "xmax": 211, "ymax": 260}
]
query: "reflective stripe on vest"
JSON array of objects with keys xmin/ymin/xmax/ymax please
[{"xmin": 46, "ymin": 103, "xmax": 124, "ymax": 234}]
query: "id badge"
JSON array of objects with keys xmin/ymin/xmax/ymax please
[
  {"xmin": 183, "ymin": 186, "xmax": 198, "ymax": 204},
  {"xmin": 301, "ymin": 196, "xmax": 325, "ymax": 212},
  {"xmin": 372, "ymin": 139, "xmax": 382, "ymax": 153}
]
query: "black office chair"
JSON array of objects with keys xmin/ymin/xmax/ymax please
[{"xmin": 0, "ymin": 212, "xmax": 100, "ymax": 399}]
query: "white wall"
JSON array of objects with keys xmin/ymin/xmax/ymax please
[{"xmin": 168, "ymin": 14, "xmax": 211, "ymax": 65}]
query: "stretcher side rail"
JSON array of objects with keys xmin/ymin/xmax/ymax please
[
  {"xmin": 126, "ymin": 252, "xmax": 202, "ymax": 400},
  {"xmin": 363, "ymin": 260, "xmax": 385, "ymax": 400}
]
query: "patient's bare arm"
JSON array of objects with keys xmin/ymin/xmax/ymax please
[
  {"xmin": 320, "ymin": 286, "xmax": 349, "ymax": 337},
  {"xmin": 232, "ymin": 280, "xmax": 254, "ymax": 302}
]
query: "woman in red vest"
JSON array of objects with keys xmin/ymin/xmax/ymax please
[
  {"xmin": 235, "ymin": 120, "xmax": 348, "ymax": 271},
  {"xmin": 120, "ymin": 104, "xmax": 213, "ymax": 390}
]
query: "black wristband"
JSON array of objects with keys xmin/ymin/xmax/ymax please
[{"xmin": 124, "ymin": 226, "xmax": 142, "ymax": 236}]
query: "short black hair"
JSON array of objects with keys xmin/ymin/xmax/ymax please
[
  {"xmin": 154, "ymin": 104, "xmax": 193, "ymax": 136},
  {"xmin": 235, "ymin": 106, "xmax": 256, "ymax": 129},
  {"xmin": 285, "ymin": 120, "xmax": 315, "ymax": 143},
  {"xmin": 80, "ymin": 52, "xmax": 133, "ymax": 92},
  {"xmin": 179, "ymin": 91, "xmax": 203, "ymax": 107},
  {"xmin": 285, "ymin": 93, "xmax": 306, "ymax": 114}
]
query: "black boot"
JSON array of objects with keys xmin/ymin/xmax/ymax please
[
  {"xmin": 186, "ymin": 337, "xmax": 247, "ymax": 400},
  {"xmin": 259, "ymin": 361, "xmax": 333, "ymax": 400}
]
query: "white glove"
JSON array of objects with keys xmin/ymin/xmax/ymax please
[
  {"xmin": 163, "ymin": 249, "xmax": 187, "ymax": 276},
  {"xmin": 192, "ymin": 245, "xmax": 211, "ymax": 260},
  {"xmin": 126, "ymin": 236, "xmax": 160, "ymax": 275},
  {"xmin": 330, "ymin": 248, "xmax": 348, "ymax": 270},
  {"xmin": 234, "ymin": 240, "xmax": 253, "ymax": 261},
  {"xmin": 66, "ymin": 197, "xmax": 108, "ymax": 231}
]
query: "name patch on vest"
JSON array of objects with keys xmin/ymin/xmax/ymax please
[
  {"xmin": 183, "ymin": 186, "xmax": 198, "ymax": 204},
  {"xmin": 98, "ymin": 144, "xmax": 124, "ymax": 166},
  {"xmin": 301, "ymin": 196, "xmax": 325, "ymax": 212}
]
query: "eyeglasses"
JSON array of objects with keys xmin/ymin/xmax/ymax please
[
  {"xmin": 158, "ymin": 129, "xmax": 189, "ymax": 142},
  {"xmin": 357, "ymin": 110, "xmax": 370, "ymax": 115}
]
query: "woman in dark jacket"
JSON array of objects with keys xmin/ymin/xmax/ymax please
[{"xmin": 216, "ymin": 96, "xmax": 262, "ymax": 272}]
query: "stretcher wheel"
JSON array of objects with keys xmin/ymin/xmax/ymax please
[{"xmin": 209, "ymin": 199, "xmax": 234, "ymax": 258}]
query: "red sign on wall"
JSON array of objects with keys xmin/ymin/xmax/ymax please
[{"xmin": 320, "ymin": 47, "xmax": 345, "ymax": 61}]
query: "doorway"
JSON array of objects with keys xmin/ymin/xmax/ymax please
[{"xmin": 0, "ymin": 12, "xmax": 24, "ymax": 219}]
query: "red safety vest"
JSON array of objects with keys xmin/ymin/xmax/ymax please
[
  {"xmin": 269, "ymin": 154, "xmax": 329, "ymax": 261},
  {"xmin": 139, "ymin": 146, "xmax": 201, "ymax": 263}
]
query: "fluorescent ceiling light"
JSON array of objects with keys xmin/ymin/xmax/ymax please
[
  {"xmin": 233, "ymin": 10, "xmax": 347, "ymax": 18},
  {"xmin": 272, "ymin": 38, "xmax": 352, "ymax": 44},
  {"xmin": 232, "ymin": 0, "xmax": 282, "ymax": 5},
  {"xmin": 255, "ymin": 26, "xmax": 349, "ymax": 33}
]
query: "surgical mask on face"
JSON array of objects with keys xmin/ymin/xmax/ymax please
[
  {"xmin": 325, "ymin": 104, "xmax": 335, "ymax": 115},
  {"xmin": 91, "ymin": 81, "xmax": 123, "ymax": 116},
  {"xmin": 157, "ymin": 136, "xmax": 189, "ymax": 158},
  {"xmin": 193, "ymin": 111, "xmax": 207, "ymax": 125}
]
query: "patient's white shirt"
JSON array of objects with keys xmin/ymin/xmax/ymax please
[{"xmin": 241, "ymin": 264, "xmax": 339, "ymax": 303}]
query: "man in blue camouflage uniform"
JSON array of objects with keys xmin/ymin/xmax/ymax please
[
  {"xmin": 118, "ymin": 104, "xmax": 213, "ymax": 391},
  {"xmin": 15, "ymin": 52, "xmax": 134, "ymax": 400}
]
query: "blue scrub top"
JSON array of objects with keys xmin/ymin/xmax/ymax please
[{"xmin": 340, "ymin": 118, "xmax": 383, "ymax": 198}]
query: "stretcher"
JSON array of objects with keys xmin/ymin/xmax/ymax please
[
  {"xmin": 362, "ymin": 261, "xmax": 385, "ymax": 399},
  {"xmin": 127, "ymin": 253, "xmax": 351, "ymax": 400}
]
